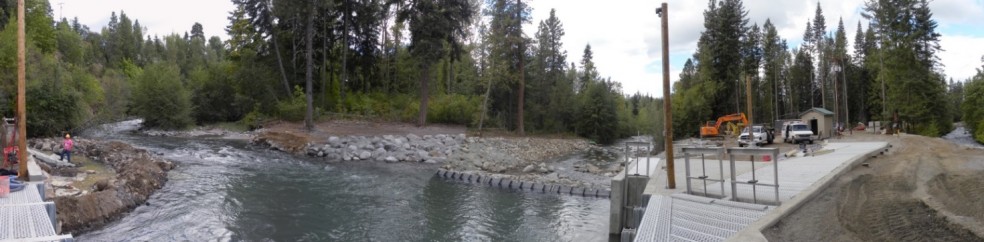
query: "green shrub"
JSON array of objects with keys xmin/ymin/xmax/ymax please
[
  {"xmin": 240, "ymin": 107, "xmax": 267, "ymax": 130},
  {"xmin": 428, "ymin": 94, "xmax": 482, "ymax": 126},
  {"xmin": 131, "ymin": 64, "xmax": 193, "ymax": 130},
  {"xmin": 276, "ymin": 86, "xmax": 308, "ymax": 122},
  {"xmin": 976, "ymin": 119, "xmax": 984, "ymax": 144},
  {"xmin": 26, "ymin": 84, "xmax": 82, "ymax": 137}
]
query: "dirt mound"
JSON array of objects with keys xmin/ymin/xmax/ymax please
[
  {"xmin": 838, "ymin": 175, "xmax": 978, "ymax": 241},
  {"xmin": 764, "ymin": 133, "xmax": 984, "ymax": 241},
  {"xmin": 929, "ymin": 174, "xmax": 984, "ymax": 226},
  {"xmin": 40, "ymin": 140, "xmax": 175, "ymax": 234},
  {"xmin": 252, "ymin": 130, "xmax": 313, "ymax": 154}
]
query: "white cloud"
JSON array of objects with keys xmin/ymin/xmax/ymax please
[
  {"xmin": 940, "ymin": 35, "xmax": 984, "ymax": 81},
  {"xmin": 929, "ymin": 0, "xmax": 984, "ymax": 26}
]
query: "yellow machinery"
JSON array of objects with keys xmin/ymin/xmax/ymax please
[{"xmin": 700, "ymin": 113, "xmax": 748, "ymax": 138}]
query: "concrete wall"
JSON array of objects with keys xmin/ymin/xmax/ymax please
[{"xmin": 609, "ymin": 173, "xmax": 649, "ymax": 236}]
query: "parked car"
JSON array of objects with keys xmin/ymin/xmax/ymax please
[
  {"xmin": 782, "ymin": 122, "xmax": 815, "ymax": 144},
  {"xmin": 738, "ymin": 125, "xmax": 774, "ymax": 147}
]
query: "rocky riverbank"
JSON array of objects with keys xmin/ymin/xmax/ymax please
[
  {"xmin": 30, "ymin": 138, "xmax": 175, "ymax": 234},
  {"xmin": 252, "ymin": 129, "xmax": 629, "ymax": 189}
]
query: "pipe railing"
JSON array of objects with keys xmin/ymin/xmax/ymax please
[
  {"xmin": 727, "ymin": 147, "xmax": 781, "ymax": 205},
  {"xmin": 683, "ymin": 147, "xmax": 727, "ymax": 199}
]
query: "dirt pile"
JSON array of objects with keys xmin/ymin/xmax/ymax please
[
  {"xmin": 764, "ymin": 133, "xmax": 984, "ymax": 241},
  {"xmin": 32, "ymin": 138, "xmax": 175, "ymax": 234},
  {"xmin": 252, "ymin": 129, "xmax": 312, "ymax": 153}
]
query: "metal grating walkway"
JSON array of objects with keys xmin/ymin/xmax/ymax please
[
  {"xmin": 0, "ymin": 182, "xmax": 73, "ymax": 242},
  {"xmin": 635, "ymin": 194, "xmax": 770, "ymax": 242},
  {"xmin": 635, "ymin": 142, "xmax": 889, "ymax": 242},
  {"xmin": 0, "ymin": 183, "xmax": 43, "ymax": 206}
]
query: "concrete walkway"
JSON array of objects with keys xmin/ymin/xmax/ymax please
[{"xmin": 634, "ymin": 142, "xmax": 889, "ymax": 242}]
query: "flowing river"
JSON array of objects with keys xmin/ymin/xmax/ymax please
[{"xmin": 77, "ymin": 121, "xmax": 610, "ymax": 241}]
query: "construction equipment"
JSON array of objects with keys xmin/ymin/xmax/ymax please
[
  {"xmin": 700, "ymin": 113, "xmax": 748, "ymax": 138},
  {"xmin": 0, "ymin": 118, "xmax": 17, "ymax": 169}
]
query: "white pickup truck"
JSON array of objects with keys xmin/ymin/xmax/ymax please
[
  {"xmin": 738, "ymin": 125, "xmax": 774, "ymax": 147},
  {"xmin": 782, "ymin": 122, "xmax": 815, "ymax": 144}
]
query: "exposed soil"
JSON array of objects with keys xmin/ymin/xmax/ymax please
[
  {"xmin": 31, "ymin": 138, "xmax": 175, "ymax": 235},
  {"xmin": 764, "ymin": 132, "xmax": 984, "ymax": 241}
]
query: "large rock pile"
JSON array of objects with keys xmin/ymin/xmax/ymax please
[
  {"xmin": 252, "ymin": 130, "xmax": 601, "ymax": 187},
  {"xmin": 303, "ymin": 133, "xmax": 467, "ymax": 164}
]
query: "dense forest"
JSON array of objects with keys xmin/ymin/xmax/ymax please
[
  {"xmin": 0, "ymin": 0, "xmax": 980, "ymax": 145},
  {"xmin": 0, "ymin": 0, "xmax": 663, "ymax": 145},
  {"xmin": 672, "ymin": 0, "xmax": 970, "ymax": 139}
]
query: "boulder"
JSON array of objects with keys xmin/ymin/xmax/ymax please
[
  {"xmin": 359, "ymin": 151, "xmax": 371, "ymax": 160},
  {"xmin": 522, "ymin": 164, "xmax": 536, "ymax": 173},
  {"xmin": 587, "ymin": 164, "xmax": 601, "ymax": 174},
  {"xmin": 328, "ymin": 136, "xmax": 341, "ymax": 145},
  {"xmin": 384, "ymin": 156, "xmax": 398, "ymax": 163}
]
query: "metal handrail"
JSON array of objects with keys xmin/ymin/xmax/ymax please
[
  {"xmin": 727, "ymin": 147, "xmax": 781, "ymax": 205},
  {"xmin": 682, "ymin": 147, "xmax": 727, "ymax": 198}
]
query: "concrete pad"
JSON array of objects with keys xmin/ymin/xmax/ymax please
[{"xmin": 632, "ymin": 142, "xmax": 888, "ymax": 242}]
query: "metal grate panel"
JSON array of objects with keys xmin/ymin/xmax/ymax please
[
  {"xmin": 0, "ymin": 182, "xmax": 71, "ymax": 242},
  {"xmin": 0, "ymin": 204, "xmax": 57, "ymax": 240},
  {"xmin": 0, "ymin": 183, "xmax": 43, "ymax": 206},
  {"xmin": 636, "ymin": 195, "xmax": 772, "ymax": 242}
]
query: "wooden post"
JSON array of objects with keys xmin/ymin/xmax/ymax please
[
  {"xmin": 17, "ymin": 0, "xmax": 28, "ymax": 180},
  {"xmin": 746, "ymin": 75, "xmax": 754, "ymax": 146},
  {"xmin": 659, "ymin": 3, "xmax": 674, "ymax": 189}
]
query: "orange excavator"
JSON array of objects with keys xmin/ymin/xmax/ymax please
[{"xmin": 700, "ymin": 113, "xmax": 749, "ymax": 138}]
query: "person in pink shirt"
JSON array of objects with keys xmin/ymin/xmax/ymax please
[{"xmin": 59, "ymin": 133, "xmax": 74, "ymax": 162}]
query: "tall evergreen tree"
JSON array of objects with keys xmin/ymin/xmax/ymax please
[
  {"xmin": 863, "ymin": 0, "xmax": 949, "ymax": 135},
  {"xmin": 761, "ymin": 19, "xmax": 783, "ymax": 121},
  {"xmin": 812, "ymin": 3, "xmax": 828, "ymax": 109},
  {"xmin": 399, "ymin": 0, "xmax": 475, "ymax": 126},
  {"xmin": 695, "ymin": 0, "xmax": 749, "ymax": 116}
]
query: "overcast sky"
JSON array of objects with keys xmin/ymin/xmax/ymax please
[{"xmin": 57, "ymin": 0, "xmax": 984, "ymax": 97}]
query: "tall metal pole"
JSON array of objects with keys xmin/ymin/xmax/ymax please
[
  {"xmin": 17, "ymin": 0, "xmax": 28, "ymax": 180},
  {"xmin": 659, "ymin": 3, "xmax": 675, "ymax": 189}
]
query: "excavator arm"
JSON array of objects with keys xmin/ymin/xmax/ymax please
[{"xmin": 700, "ymin": 113, "xmax": 748, "ymax": 138}]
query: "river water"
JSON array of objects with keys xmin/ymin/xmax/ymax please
[{"xmin": 78, "ymin": 121, "xmax": 610, "ymax": 241}]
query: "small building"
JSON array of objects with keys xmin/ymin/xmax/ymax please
[{"xmin": 800, "ymin": 107, "xmax": 834, "ymax": 139}]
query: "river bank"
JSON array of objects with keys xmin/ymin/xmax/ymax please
[
  {"xmin": 132, "ymin": 119, "xmax": 633, "ymax": 190},
  {"xmin": 251, "ymin": 128, "xmax": 623, "ymax": 190},
  {"xmin": 29, "ymin": 138, "xmax": 175, "ymax": 234},
  {"xmin": 77, "ymin": 120, "xmax": 612, "ymax": 241}
]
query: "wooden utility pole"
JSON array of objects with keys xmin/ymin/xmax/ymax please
[
  {"xmin": 833, "ymin": 61, "xmax": 839, "ymax": 135},
  {"xmin": 746, "ymin": 75, "xmax": 754, "ymax": 146},
  {"xmin": 17, "ymin": 0, "xmax": 28, "ymax": 180},
  {"xmin": 516, "ymin": 0, "xmax": 525, "ymax": 136},
  {"xmin": 658, "ymin": 3, "xmax": 674, "ymax": 189}
]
